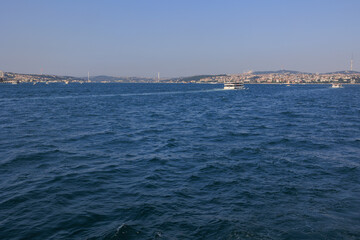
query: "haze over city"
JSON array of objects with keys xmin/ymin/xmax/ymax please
[{"xmin": 1, "ymin": 0, "xmax": 359, "ymax": 77}]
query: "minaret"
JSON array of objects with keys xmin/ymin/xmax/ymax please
[
  {"xmin": 158, "ymin": 72, "xmax": 160, "ymax": 82},
  {"xmin": 88, "ymin": 72, "xmax": 90, "ymax": 82},
  {"xmin": 350, "ymin": 55, "xmax": 353, "ymax": 71}
]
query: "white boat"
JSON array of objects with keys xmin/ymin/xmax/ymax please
[
  {"xmin": 224, "ymin": 82, "xmax": 244, "ymax": 90},
  {"xmin": 331, "ymin": 83, "xmax": 342, "ymax": 88}
]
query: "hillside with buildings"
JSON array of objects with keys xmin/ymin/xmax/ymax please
[
  {"xmin": 0, "ymin": 70, "xmax": 359, "ymax": 84},
  {"xmin": 0, "ymin": 72, "xmax": 86, "ymax": 84},
  {"xmin": 166, "ymin": 70, "xmax": 360, "ymax": 84}
]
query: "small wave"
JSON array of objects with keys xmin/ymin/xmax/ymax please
[
  {"xmin": 280, "ymin": 111, "xmax": 302, "ymax": 117},
  {"xmin": 281, "ymin": 186, "xmax": 299, "ymax": 196},
  {"xmin": 266, "ymin": 138, "xmax": 291, "ymax": 145},
  {"xmin": 199, "ymin": 163, "xmax": 221, "ymax": 173},
  {"xmin": 96, "ymin": 223, "xmax": 144, "ymax": 240},
  {"xmin": 188, "ymin": 174, "xmax": 201, "ymax": 181},
  {"xmin": 1, "ymin": 150, "xmax": 63, "ymax": 167},
  {"xmin": 226, "ymin": 131, "xmax": 253, "ymax": 137},
  {"xmin": 334, "ymin": 165, "xmax": 358, "ymax": 174},
  {"xmin": 145, "ymin": 173, "xmax": 162, "ymax": 181},
  {"xmin": 148, "ymin": 157, "xmax": 167, "ymax": 165}
]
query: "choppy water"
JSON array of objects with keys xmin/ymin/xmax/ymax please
[{"xmin": 1, "ymin": 83, "xmax": 359, "ymax": 240}]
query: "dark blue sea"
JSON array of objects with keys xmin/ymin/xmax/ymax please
[{"xmin": 1, "ymin": 83, "xmax": 359, "ymax": 240}]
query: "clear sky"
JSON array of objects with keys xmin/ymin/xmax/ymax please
[{"xmin": 0, "ymin": 0, "xmax": 359, "ymax": 77}]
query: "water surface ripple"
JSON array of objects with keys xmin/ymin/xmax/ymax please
[{"xmin": 0, "ymin": 83, "xmax": 359, "ymax": 239}]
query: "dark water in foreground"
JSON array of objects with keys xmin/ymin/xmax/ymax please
[{"xmin": 0, "ymin": 83, "xmax": 359, "ymax": 240}]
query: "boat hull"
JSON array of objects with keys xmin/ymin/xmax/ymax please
[
  {"xmin": 331, "ymin": 83, "xmax": 343, "ymax": 88},
  {"xmin": 224, "ymin": 83, "xmax": 244, "ymax": 90}
]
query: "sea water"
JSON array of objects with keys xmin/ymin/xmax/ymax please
[{"xmin": 0, "ymin": 83, "xmax": 359, "ymax": 239}]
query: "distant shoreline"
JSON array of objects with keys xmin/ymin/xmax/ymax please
[
  {"xmin": 1, "ymin": 82, "xmax": 359, "ymax": 85},
  {"xmin": 1, "ymin": 70, "xmax": 359, "ymax": 84}
]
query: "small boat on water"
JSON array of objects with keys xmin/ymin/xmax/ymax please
[
  {"xmin": 224, "ymin": 82, "xmax": 244, "ymax": 90},
  {"xmin": 331, "ymin": 83, "xmax": 343, "ymax": 88}
]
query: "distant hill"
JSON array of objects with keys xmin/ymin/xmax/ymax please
[
  {"xmin": 253, "ymin": 69, "xmax": 360, "ymax": 75},
  {"xmin": 176, "ymin": 74, "xmax": 227, "ymax": 83},
  {"xmin": 2, "ymin": 70, "xmax": 359, "ymax": 84},
  {"xmin": 253, "ymin": 70, "xmax": 306, "ymax": 75},
  {"xmin": 88, "ymin": 75, "xmax": 154, "ymax": 83},
  {"xmin": 5, "ymin": 72, "xmax": 82, "ymax": 80},
  {"xmin": 325, "ymin": 70, "xmax": 360, "ymax": 75},
  {"xmin": 3, "ymin": 72, "xmax": 83, "ymax": 82}
]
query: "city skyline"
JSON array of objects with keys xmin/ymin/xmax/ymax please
[{"xmin": 0, "ymin": 0, "xmax": 359, "ymax": 77}]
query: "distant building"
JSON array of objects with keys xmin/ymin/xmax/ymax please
[{"xmin": 0, "ymin": 70, "xmax": 4, "ymax": 82}]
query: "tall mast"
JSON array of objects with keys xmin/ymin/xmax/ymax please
[{"xmin": 88, "ymin": 72, "xmax": 90, "ymax": 82}]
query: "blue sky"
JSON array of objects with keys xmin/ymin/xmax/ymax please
[{"xmin": 0, "ymin": 0, "xmax": 359, "ymax": 77}]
